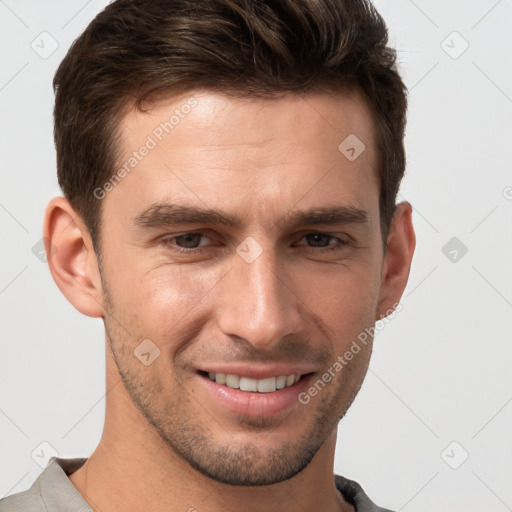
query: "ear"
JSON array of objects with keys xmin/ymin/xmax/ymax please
[
  {"xmin": 376, "ymin": 201, "xmax": 416, "ymax": 319},
  {"xmin": 43, "ymin": 196, "xmax": 105, "ymax": 318}
]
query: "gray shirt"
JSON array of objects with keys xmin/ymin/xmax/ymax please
[{"xmin": 0, "ymin": 457, "xmax": 395, "ymax": 512}]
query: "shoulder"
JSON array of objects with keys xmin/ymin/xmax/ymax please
[
  {"xmin": 0, "ymin": 457, "xmax": 90, "ymax": 512},
  {"xmin": 0, "ymin": 477, "xmax": 46, "ymax": 512},
  {"xmin": 334, "ymin": 474, "xmax": 396, "ymax": 512}
]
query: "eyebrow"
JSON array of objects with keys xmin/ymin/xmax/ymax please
[{"xmin": 133, "ymin": 203, "xmax": 369, "ymax": 230}]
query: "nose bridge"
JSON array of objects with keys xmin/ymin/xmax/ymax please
[{"xmin": 217, "ymin": 240, "xmax": 302, "ymax": 348}]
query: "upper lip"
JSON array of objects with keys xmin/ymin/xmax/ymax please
[{"xmin": 198, "ymin": 364, "xmax": 315, "ymax": 380}]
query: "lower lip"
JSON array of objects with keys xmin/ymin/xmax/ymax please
[{"xmin": 197, "ymin": 373, "xmax": 314, "ymax": 418}]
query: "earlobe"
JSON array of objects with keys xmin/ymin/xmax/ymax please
[
  {"xmin": 43, "ymin": 196, "xmax": 105, "ymax": 318},
  {"xmin": 376, "ymin": 201, "xmax": 416, "ymax": 319}
]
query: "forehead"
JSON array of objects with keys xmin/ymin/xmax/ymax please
[
  {"xmin": 124, "ymin": 88, "xmax": 375, "ymax": 150},
  {"xmin": 106, "ymin": 89, "xmax": 379, "ymax": 227}
]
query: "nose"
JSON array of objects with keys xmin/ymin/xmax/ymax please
[{"xmin": 216, "ymin": 242, "xmax": 303, "ymax": 350}]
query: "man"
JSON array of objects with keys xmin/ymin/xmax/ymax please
[{"xmin": 0, "ymin": 0, "xmax": 415, "ymax": 510}]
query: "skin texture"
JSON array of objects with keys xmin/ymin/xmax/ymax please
[{"xmin": 44, "ymin": 89, "xmax": 415, "ymax": 512}]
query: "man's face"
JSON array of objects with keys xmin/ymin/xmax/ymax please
[{"xmin": 98, "ymin": 89, "xmax": 384, "ymax": 485}]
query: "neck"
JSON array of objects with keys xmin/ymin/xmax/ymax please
[{"xmin": 68, "ymin": 347, "xmax": 354, "ymax": 512}]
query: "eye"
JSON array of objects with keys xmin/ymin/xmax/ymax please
[
  {"xmin": 158, "ymin": 231, "xmax": 349, "ymax": 256},
  {"xmin": 304, "ymin": 233, "xmax": 336, "ymax": 247},
  {"xmin": 160, "ymin": 232, "xmax": 213, "ymax": 251},
  {"xmin": 296, "ymin": 233, "xmax": 349, "ymax": 252}
]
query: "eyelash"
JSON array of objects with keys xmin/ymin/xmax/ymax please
[{"xmin": 159, "ymin": 232, "xmax": 350, "ymax": 254}]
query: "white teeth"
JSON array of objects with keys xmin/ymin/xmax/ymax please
[
  {"xmin": 207, "ymin": 373, "xmax": 301, "ymax": 393},
  {"xmin": 276, "ymin": 376, "xmax": 287, "ymax": 389},
  {"xmin": 257, "ymin": 377, "xmax": 276, "ymax": 393},
  {"xmin": 225, "ymin": 374, "xmax": 240, "ymax": 389},
  {"xmin": 239, "ymin": 377, "xmax": 258, "ymax": 392}
]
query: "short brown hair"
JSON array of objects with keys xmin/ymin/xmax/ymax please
[{"xmin": 53, "ymin": 0, "xmax": 407, "ymax": 253}]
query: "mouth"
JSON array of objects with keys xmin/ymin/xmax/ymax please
[
  {"xmin": 201, "ymin": 371, "xmax": 303, "ymax": 393},
  {"xmin": 196, "ymin": 368, "xmax": 315, "ymax": 418}
]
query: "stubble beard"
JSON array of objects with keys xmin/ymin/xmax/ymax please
[{"xmin": 99, "ymin": 271, "xmax": 368, "ymax": 486}]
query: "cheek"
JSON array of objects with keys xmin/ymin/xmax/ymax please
[
  {"xmin": 106, "ymin": 241, "xmax": 382, "ymax": 344},
  {"xmin": 293, "ymin": 262, "xmax": 381, "ymax": 339},
  {"xmin": 113, "ymin": 261, "xmax": 225, "ymax": 332},
  {"xmin": 292, "ymin": 262, "xmax": 380, "ymax": 304}
]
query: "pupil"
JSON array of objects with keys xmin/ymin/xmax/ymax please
[
  {"xmin": 307, "ymin": 234, "xmax": 330, "ymax": 247},
  {"xmin": 177, "ymin": 234, "xmax": 201, "ymax": 248}
]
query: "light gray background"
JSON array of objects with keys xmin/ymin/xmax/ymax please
[{"xmin": 1, "ymin": 1, "xmax": 511, "ymax": 511}]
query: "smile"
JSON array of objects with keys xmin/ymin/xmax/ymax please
[
  {"xmin": 197, "ymin": 368, "xmax": 314, "ymax": 417},
  {"xmin": 206, "ymin": 372, "xmax": 302, "ymax": 393}
]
